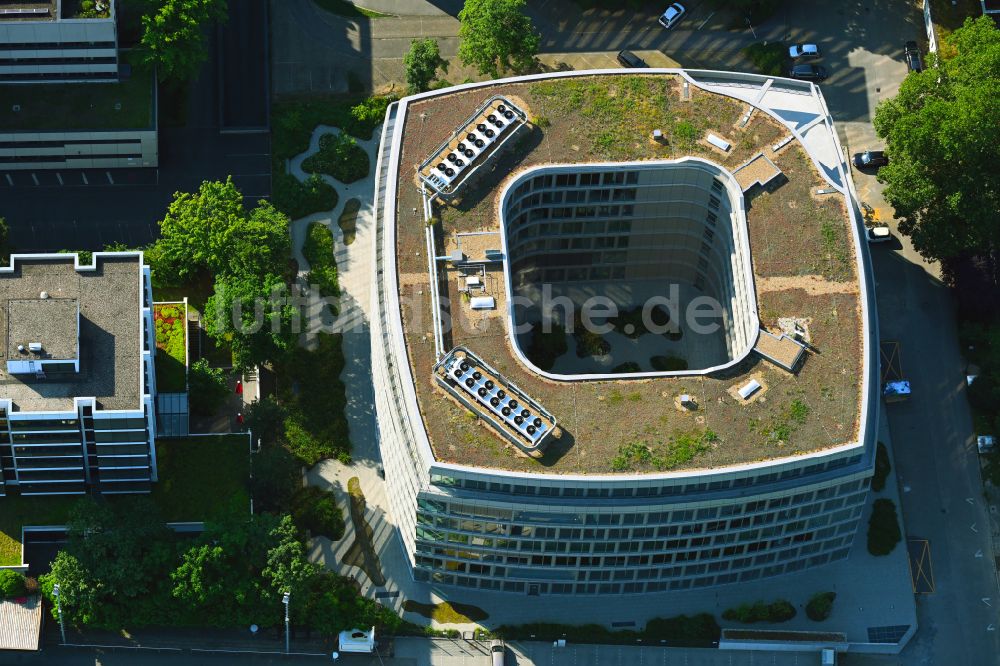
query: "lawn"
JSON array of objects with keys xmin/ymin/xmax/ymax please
[
  {"xmin": 302, "ymin": 222, "xmax": 340, "ymax": 299},
  {"xmin": 0, "ymin": 494, "xmax": 79, "ymax": 566},
  {"xmin": 154, "ymin": 303, "xmax": 187, "ymax": 393},
  {"xmin": 0, "ymin": 56, "xmax": 154, "ymax": 131},
  {"xmin": 150, "ymin": 435, "xmax": 251, "ymax": 522}
]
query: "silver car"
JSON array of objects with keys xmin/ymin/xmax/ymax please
[{"xmin": 658, "ymin": 3, "xmax": 685, "ymax": 29}]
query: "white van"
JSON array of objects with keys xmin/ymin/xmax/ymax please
[{"xmin": 490, "ymin": 640, "xmax": 506, "ymax": 666}]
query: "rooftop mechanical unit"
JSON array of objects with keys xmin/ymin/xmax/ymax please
[
  {"xmin": 434, "ymin": 346, "xmax": 556, "ymax": 453},
  {"xmin": 418, "ymin": 96, "xmax": 527, "ymax": 199}
]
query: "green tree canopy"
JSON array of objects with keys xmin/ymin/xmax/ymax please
[
  {"xmin": 187, "ymin": 358, "xmax": 230, "ymax": 417},
  {"xmin": 204, "ymin": 271, "xmax": 298, "ymax": 371},
  {"xmin": 458, "ymin": 0, "xmax": 539, "ymax": 78},
  {"xmin": 155, "ymin": 177, "xmax": 290, "ymax": 283},
  {"xmin": 140, "ymin": 0, "xmax": 228, "ymax": 82},
  {"xmin": 404, "ymin": 38, "xmax": 448, "ymax": 93},
  {"xmin": 873, "ymin": 16, "xmax": 1000, "ymax": 264}
]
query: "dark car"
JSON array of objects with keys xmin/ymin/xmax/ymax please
[
  {"xmin": 905, "ymin": 41, "xmax": 923, "ymax": 72},
  {"xmin": 789, "ymin": 63, "xmax": 828, "ymax": 82},
  {"xmin": 852, "ymin": 150, "xmax": 889, "ymax": 170},
  {"xmin": 616, "ymin": 50, "xmax": 648, "ymax": 68}
]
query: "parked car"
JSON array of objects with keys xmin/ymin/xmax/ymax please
[
  {"xmin": 788, "ymin": 44, "xmax": 821, "ymax": 60},
  {"xmin": 866, "ymin": 225, "xmax": 892, "ymax": 243},
  {"xmin": 904, "ymin": 41, "xmax": 923, "ymax": 72},
  {"xmin": 788, "ymin": 63, "xmax": 828, "ymax": 81},
  {"xmin": 617, "ymin": 50, "xmax": 648, "ymax": 68},
  {"xmin": 853, "ymin": 149, "xmax": 889, "ymax": 170},
  {"xmin": 490, "ymin": 640, "xmax": 506, "ymax": 666},
  {"xmin": 658, "ymin": 3, "xmax": 685, "ymax": 29}
]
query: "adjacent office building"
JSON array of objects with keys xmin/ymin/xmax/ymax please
[{"xmin": 0, "ymin": 253, "xmax": 157, "ymax": 496}]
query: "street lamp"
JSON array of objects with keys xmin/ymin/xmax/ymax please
[
  {"xmin": 282, "ymin": 591, "xmax": 290, "ymax": 654},
  {"xmin": 52, "ymin": 583, "xmax": 66, "ymax": 645}
]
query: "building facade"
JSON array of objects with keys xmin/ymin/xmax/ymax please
[
  {"xmin": 372, "ymin": 70, "xmax": 880, "ymax": 595},
  {"xmin": 0, "ymin": 0, "xmax": 118, "ymax": 83},
  {"xmin": 0, "ymin": 253, "xmax": 158, "ymax": 497}
]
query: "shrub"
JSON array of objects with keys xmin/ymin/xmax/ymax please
[
  {"xmin": 612, "ymin": 361, "xmax": 641, "ymax": 373},
  {"xmin": 272, "ymin": 171, "xmax": 338, "ymax": 220},
  {"xmin": 302, "ymin": 222, "xmax": 339, "ymax": 299},
  {"xmin": 301, "ymin": 132, "xmax": 370, "ymax": 184},
  {"xmin": 0, "ymin": 569, "xmax": 27, "ymax": 597},
  {"xmin": 872, "ymin": 441, "xmax": 891, "ymax": 492},
  {"xmin": 743, "ymin": 41, "xmax": 787, "ymax": 76},
  {"xmin": 291, "ymin": 485, "xmax": 345, "ymax": 540},
  {"xmin": 722, "ymin": 599, "xmax": 796, "ymax": 624},
  {"xmin": 868, "ymin": 498, "xmax": 902, "ymax": 556},
  {"xmin": 533, "ymin": 115, "xmax": 551, "ymax": 128},
  {"xmin": 805, "ymin": 591, "xmax": 836, "ymax": 621},
  {"xmin": 651, "ymin": 355, "xmax": 688, "ymax": 371}
]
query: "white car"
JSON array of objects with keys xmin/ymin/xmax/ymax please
[
  {"xmin": 866, "ymin": 225, "xmax": 892, "ymax": 243},
  {"xmin": 658, "ymin": 3, "xmax": 685, "ymax": 29},
  {"xmin": 789, "ymin": 44, "xmax": 821, "ymax": 60}
]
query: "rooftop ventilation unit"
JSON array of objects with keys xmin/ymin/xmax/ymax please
[
  {"xmin": 418, "ymin": 96, "xmax": 527, "ymax": 198},
  {"xmin": 434, "ymin": 347, "xmax": 556, "ymax": 452}
]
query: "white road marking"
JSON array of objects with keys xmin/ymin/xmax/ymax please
[
  {"xmin": 983, "ymin": 597, "xmax": 992, "ymax": 607},
  {"xmin": 976, "ymin": 549, "xmax": 983, "ymax": 558},
  {"xmin": 971, "ymin": 523, "xmax": 978, "ymax": 533},
  {"xmin": 56, "ymin": 172, "xmax": 64, "ymax": 185}
]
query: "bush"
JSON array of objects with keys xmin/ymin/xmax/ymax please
[
  {"xmin": 872, "ymin": 441, "xmax": 891, "ymax": 492},
  {"xmin": 743, "ymin": 41, "xmax": 787, "ymax": 76},
  {"xmin": 0, "ymin": 569, "xmax": 27, "ymax": 597},
  {"xmin": 272, "ymin": 171, "xmax": 338, "ymax": 220},
  {"xmin": 868, "ymin": 498, "xmax": 902, "ymax": 556},
  {"xmin": 302, "ymin": 222, "xmax": 339, "ymax": 299},
  {"xmin": 651, "ymin": 355, "xmax": 688, "ymax": 371},
  {"xmin": 291, "ymin": 486, "xmax": 345, "ymax": 540},
  {"xmin": 805, "ymin": 591, "xmax": 836, "ymax": 621},
  {"xmin": 250, "ymin": 442, "xmax": 301, "ymax": 513},
  {"xmin": 722, "ymin": 599, "xmax": 796, "ymax": 624},
  {"xmin": 301, "ymin": 132, "xmax": 370, "ymax": 184},
  {"xmin": 611, "ymin": 361, "xmax": 641, "ymax": 373},
  {"xmin": 187, "ymin": 359, "xmax": 229, "ymax": 418}
]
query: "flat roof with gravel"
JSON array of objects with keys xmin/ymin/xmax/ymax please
[
  {"xmin": 390, "ymin": 72, "xmax": 867, "ymax": 475},
  {"xmin": 0, "ymin": 255, "xmax": 142, "ymax": 412}
]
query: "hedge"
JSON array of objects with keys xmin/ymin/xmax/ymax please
[
  {"xmin": 806, "ymin": 591, "xmax": 836, "ymax": 621},
  {"xmin": 722, "ymin": 599, "xmax": 796, "ymax": 624}
]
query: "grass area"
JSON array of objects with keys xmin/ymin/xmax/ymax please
[
  {"xmin": 154, "ymin": 303, "xmax": 187, "ymax": 392},
  {"xmin": 0, "ymin": 494, "xmax": 79, "ymax": 566},
  {"xmin": 743, "ymin": 41, "xmax": 787, "ymax": 76},
  {"xmin": 611, "ymin": 430, "xmax": 718, "ymax": 472},
  {"xmin": 302, "ymin": 222, "xmax": 340, "ymax": 299},
  {"xmin": 402, "ymin": 600, "xmax": 489, "ymax": 624},
  {"xmin": 338, "ymin": 198, "xmax": 361, "ymax": 245},
  {"xmin": 271, "ymin": 95, "xmax": 392, "ymax": 219},
  {"xmin": 0, "ymin": 56, "xmax": 153, "ymax": 131},
  {"xmin": 312, "ymin": 0, "xmax": 393, "ymax": 18},
  {"xmin": 302, "ymin": 132, "xmax": 370, "ymax": 184},
  {"xmin": 149, "ymin": 435, "xmax": 250, "ymax": 522},
  {"xmin": 62, "ymin": 0, "xmax": 111, "ymax": 18},
  {"xmin": 275, "ymin": 333, "xmax": 350, "ymax": 465}
]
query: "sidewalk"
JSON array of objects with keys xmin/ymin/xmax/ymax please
[{"xmin": 46, "ymin": 625, "xmax": 333, "ymax": 656}]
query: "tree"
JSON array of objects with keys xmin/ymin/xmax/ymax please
[
  {"xmin": 263, "ymin": 515, "xmax": 319, "ymax": 623},
  {"xmin": 0, "ymin": 569, "xmax": 26, "ymax": 597},
  {"xmin": 873, "ymin": 16, "xmax": 1000, "ymax": 266},
  {"xmin": 457, "ymin": 0, "xmax": 539, "ymax": 78},
  {"xmin": 40, "ymin": 552, "xmax": 99, "ymax": 625},
  {"xmin": 204, "ymin": 272, "xmax": 298, "ymax": 370},
  {"xmin": 187, "ymin": 358, "xmax": 229, "ymax": 417},
  {"xmin": 139, "ymin": 0, "xmax": 228, "ymax": 82},
  {"xmin": 404, "ymin": 38, "xmax": 448, "ymax": 93}
]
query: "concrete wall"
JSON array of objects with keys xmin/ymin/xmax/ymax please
[{"xmin": 0, "ymin": 128, "xmax": 157, "ymax": 170}]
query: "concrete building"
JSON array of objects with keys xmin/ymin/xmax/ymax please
[
  {"xmin": 0, "ymin": 253, "xmax": 157, "ymax": 496},
  {"xmin": 0, "ymin": 1, "xmax": 158, "ymax": 170},
  {"xmin": 0, "ymin": 0, "xmax": 118, "ymax": 83},
  {"xmin": 372, "ymin": 70, "xmax": 879, "ymax": 596}
]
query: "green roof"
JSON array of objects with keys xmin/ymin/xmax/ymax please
[{"xmin": 0, "ymin": 64, "xmax": 154, "ymax": 132}]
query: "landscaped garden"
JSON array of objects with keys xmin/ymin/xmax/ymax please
[
  {"xmin": 302, "ymin": 132, "xmax": 370, "ymax": 184},
  {"xmin": 154, "ymin": 303, "xmax": 187, "ymax": 392}
]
